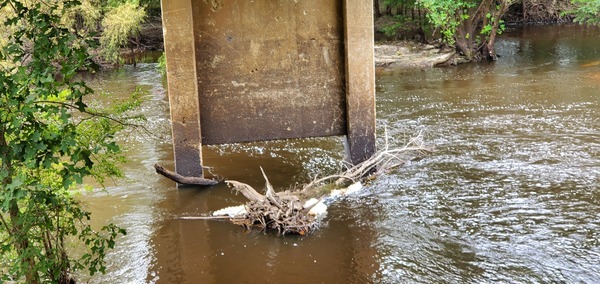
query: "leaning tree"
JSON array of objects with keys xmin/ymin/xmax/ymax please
[{"xmin": 418, "ymin": 0, "xmax": 517, "ymax": 61}]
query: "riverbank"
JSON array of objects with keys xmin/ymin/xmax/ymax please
[{"xmin": 374, "ymin": 41, "xmax": 457, "ymax": 68}]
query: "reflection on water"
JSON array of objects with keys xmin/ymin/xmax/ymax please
[
  {"xmin": 78, "ymin": 64, "xmax": 173, "ymax": 283},
  {"xmin": 83, "ymin": 25, "xmax": 599, "ymax": 283}
]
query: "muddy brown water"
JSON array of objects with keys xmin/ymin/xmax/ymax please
[{"xmin": 81, "ymin": 25, "xmax": 599, "ymax": 283}]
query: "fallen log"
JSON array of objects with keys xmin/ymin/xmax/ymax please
[
  {"xmin": 180, "ymin": 216, "xmax": 245, "ymax": 220},
  {"xmin": 154, "ymin": 164, "xmax": 219, "ymax": 186}
]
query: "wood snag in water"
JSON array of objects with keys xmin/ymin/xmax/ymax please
[
  {"xmin": 226, "ymin": 173, "xmax": 316, "ymax": 235},
  {"xmin": 154, "ymin": 164, "xmax": 219, "ymax": 186},
  {"xmin": 224, "ymin": 168, "xmax": 330, "ymax": 235},
  {"xmin": 163, "ymin": 132, "xmax": 433, "ymax": 235}
]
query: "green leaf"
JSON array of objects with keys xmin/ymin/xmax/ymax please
[
  {"xmin": 7, "ymin": 176, "xmax": 24, "ymax": 190},
  {"xmin": 1, "ymin": 0, "xmax": 130, "ymax": 280},
  {"xmin": 106, "ymin": 142, "xmax": 120, "ymax": 153},
  {"xmin": 75, "ymin": 100, "xmax": 87, "ymax": 111}
]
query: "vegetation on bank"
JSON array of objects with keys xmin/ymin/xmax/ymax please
[
  {"xmin": 571, "ymin": 0, "xmax": 600, "ymax": 23},
  {"xmin": 376, "ymin": 0, "xmax": 600, "ymax": 62},
  {"xmin": 0, "ymin": 0, "xmax": 146, "ymax": 282},
  {"xmin": 0, "ymin": 0, "xmax": 161, "ymax": 67},
  {"xmin": 69, "ymin": 0, "xmax": 163, "ymax": 66}
]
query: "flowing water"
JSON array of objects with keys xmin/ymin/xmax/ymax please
[{"xmin": 82, "ymin": 25, "xmax": 599, "ymax": 283}]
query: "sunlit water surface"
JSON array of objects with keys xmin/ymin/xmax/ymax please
[{"xmin": 81, "ymin": 25, "xmax": 599, "ymax": 283}]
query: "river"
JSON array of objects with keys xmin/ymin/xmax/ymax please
[{"xmin": 82, "ymin": 25, "xmax": 599, "ymax": 283}]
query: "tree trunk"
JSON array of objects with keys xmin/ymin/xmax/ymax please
[
  {"xmin": 449, "ymin": 0, "xmax": 515, "ymax": 62},
  {"xmin": 1, "ymin": 129, "xmax": 40, "ymax": 283},
  {"xmin": 484, "ymin": 0, "xmax": 511, "ymax": 60},
  {"xmin": 523, "ymin": 0, "xmax": 527, "ymax": 22},
  {"xmin": 9, "ymin": 202, "xmax": 40, "ymax": 284},
  {"xmin": 130, "ymin": 46, "xmax": 136, "ymax": 67},
  {"xmin": 373, "ymin": 0, "xmax": 381, "ymax": 18}
]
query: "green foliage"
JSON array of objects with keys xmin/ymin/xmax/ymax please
[
  {"xmin": 415, "ymin": 0, "xmax": 514, "ymax": 61},
  {"xmin": 383, "ymin": 0, "xmax": 417, "ymax": 9},
  {"xmin": 0, "ymin": 0, "xmax": 135, "ymax": 282},
  {"xmin": 140, "ymin": 0, "xmax": 161, "ymax": 16},
  {"xmin": 376, "ymin": 0, "xmax": 513, "ymax": 60},
  {"xmin": 61, "ymin": 0, "xmax": 102, "ymax": 33},
  {"xmin": 377, "ymin": 1, "xmax": 430, "ymax": 40},
  {"xmin": 51, "ymin": 0, "xmax": 150, "ymax": 64},
  {"xmin": 100, "ymin": 2, "xmax": 146, "ymax": 64},
  {"xmin": 157, "ymin": 52, "xmax": 166, "ymax": 76},
  {"xmin": 569, "ymin": 0, "xmax": 600, "ymax": 23},
  {"xmin": 380, "ymin": 19, "xmax": 406, "ymax": 37},
  {"xmin": 417, "ymin": 0, "xmax": 477, "ymax": 44}
]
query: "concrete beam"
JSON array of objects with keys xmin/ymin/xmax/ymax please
[
  {"xmin": 161, "ymin": 0, "xmax": 376, "ymax": 177},
  {"xmin": 344, "ymin": 0, "xmax": 376, "ymax": 164},
  {"xmin": 161, "ymin": 0, "xmax": 204, "ymax": 178},
  {"xmin": 191, "ymin": 0, "xmax": 346, "ymax": 145}
]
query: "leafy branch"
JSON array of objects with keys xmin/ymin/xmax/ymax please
[{"xmin": 1, "ymin": 0, "xmax": 134, "ymax": 282}]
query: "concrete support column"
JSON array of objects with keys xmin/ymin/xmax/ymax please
[
  {"xmin": 344, "ymin": 0, "xmax": 376, "ymax": 165},
  {"xmin": 161, "ymin": 0, "xmax": 204, "ymax": 178}
]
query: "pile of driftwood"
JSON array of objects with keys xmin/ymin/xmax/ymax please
[
  {"xmin": 225, "ymin": 170, "xmax": 320, "ymax": 235},
  {"xmin": 157, "ymin": 132, "xmax": 433, "ymax": 235}
]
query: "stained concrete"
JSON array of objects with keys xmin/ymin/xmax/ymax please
[
  {"xmin": 162, "ymin": 0, "xmax": 375, "ymax": 177},
  {"xmin": 344, "ymin": 0, "xmax": 376, "ymax": 164},
  {"xmin": 161, "ymin": 0, "xmax": 203, "ymax": 177},
  {"xmin": 193, "ymin": 0, "xmax": 346, "ymax": 145}
]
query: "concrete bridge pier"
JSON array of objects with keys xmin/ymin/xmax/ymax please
[{"xmin": 161, "ymin": 0, "xmax": 375, "ymax": 179}]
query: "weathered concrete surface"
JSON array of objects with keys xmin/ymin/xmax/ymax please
[
  {"xmin": 161, "ymin": 0, "xmax": 204, "ymax": 177},
  {"xmin": 192, "ymin": 0, "xmax": 346, "ymax": 145},
  {"xmin": 162, "ymin": 0, "xmax": 376, "ymax": 175},
  {"xmin": 344, "ymin": 0, "xmax": 376, "ymax": 164}
]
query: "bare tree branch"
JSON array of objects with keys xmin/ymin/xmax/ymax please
[{"xmin": 154, "ymin": 164, "xmax": 219, "ymax": 186}]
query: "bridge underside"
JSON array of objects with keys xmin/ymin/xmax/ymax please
[{"xmin": 162, "ymin": 0, "xmax": 375, "ymax": 178}]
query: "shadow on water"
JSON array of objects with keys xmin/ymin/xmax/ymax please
[{"xmin": 82, "ymin": 25, "xmax": 599, "ymax": 283}]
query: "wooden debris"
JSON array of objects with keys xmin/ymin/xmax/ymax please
[
  {"xmin": 154, "ymin": 164, "xmax": 219, "ymax": 186},
  {"xmin": 212, "ymin": 205, "xmax": 247, "ymax": 217},
  {"xmin": 184, "ymin": 131, "xmax": 434, "ymax": 236},
  {"xmin": 301, "ymin": 130, "xmax": 433, "ymax": 195},
  {"xmin": 224, "ymin": 167, "xmax": 315, "ymax": 235},
  {"xmin": 225, "ymin": 180, "xmax": 265, "ymax": 201}
]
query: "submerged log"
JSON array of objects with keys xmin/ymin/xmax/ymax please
[{"xmin": 154, "ymin": 164, "xmax": 219, "ymax": 186}]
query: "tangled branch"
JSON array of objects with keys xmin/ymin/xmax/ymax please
[
  {"xmin": 196, "ymin": 131, "xmax": 434, "ymax": 236},
  {"xmin": 302, "ymin": 130, "xmax": 432, "ymax": 194}
]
